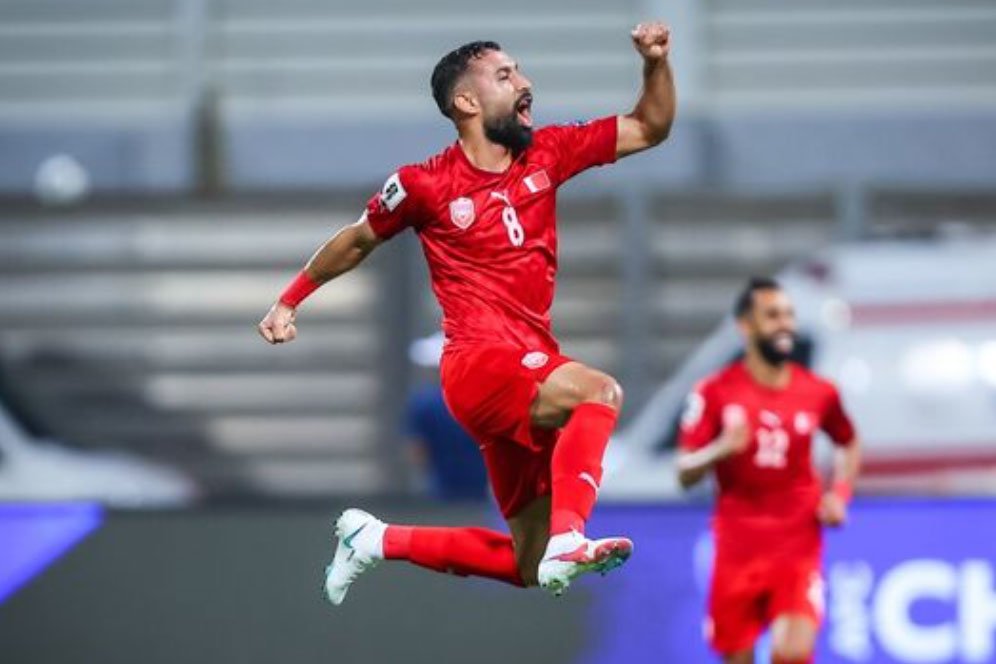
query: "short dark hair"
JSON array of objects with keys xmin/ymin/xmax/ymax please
[
  {"xmin": 431, "ymin": 40, "xmax": 501, "ymax": 118},
  {"xmin": 733, "ymin": 276, "xmax": 782, "ymax": 318}
]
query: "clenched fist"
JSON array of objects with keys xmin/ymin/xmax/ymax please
[
  {"xmin": 817, "ymin": 492, "xmax": 848, "ymax": 527},
  {"xmin": 719, "ymin": 404, "xmax": 751, "ymax": 458},
  {"xmin": 631, "ymin": 22, "xmax": 671, "ymax": 62},
  {"xmin": 258, "ymin": 301, "xmax": 298, "ymax": 345}
]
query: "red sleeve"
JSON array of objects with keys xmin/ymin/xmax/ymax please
[
  {"xmin": 821, "ymin": 384, "xmax": 856, "ymax": 446},
  {"xmin": 543, "ymin": 116, "xmax": 618, "ymax": 185},
  {"xmin": 364, "ymin": 166, "xmax": 428, "ymax": 240},
  {"xmin": 679, "ymin": 381, "xmax": 722, "ymax": 451}
]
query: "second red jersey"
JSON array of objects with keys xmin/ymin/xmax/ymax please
[
  {"xmin": 364, "ymin": 117, "xmax": 617, "ymax": 352},
  {"xmin": 679, "ymin": 361, "xmax": 856, "ymax": 560}
]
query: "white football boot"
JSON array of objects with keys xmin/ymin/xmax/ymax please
[
  {"xmin": 323, "ymin": 508, "xmax": 387, "ymax": 606},
  {"xmin": 537, "ymin": 529, "xmax": 633, "ymax": 596}
]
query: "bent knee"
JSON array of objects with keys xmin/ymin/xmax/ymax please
[
  {"xmin": 772, "ymin": 642, "xmax": 814, "ymax": 662},
  {"xmin": 585, "ymin": 374, "xmax": 623, "ymax": 411},
  {"xmin": 533, "ymin": 366, "xmax": 624, "ymax": 427}
]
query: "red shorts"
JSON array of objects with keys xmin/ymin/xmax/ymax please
[
  {"xmin": 440, "ymin": 343, "xmax": 573, "ymax": 519},
  {"xmin": 706, "ymin": 553, "xmax": 824, "ymax": 655}
]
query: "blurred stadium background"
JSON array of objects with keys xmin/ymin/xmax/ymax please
[{"xmin": 1, "ymin": 1, "xmax": 995, "ymax": 662}]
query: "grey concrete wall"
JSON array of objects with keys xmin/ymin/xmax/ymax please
[{"xmin": 3, "ymin": 112, "xmax": 992, "ymax": 197}]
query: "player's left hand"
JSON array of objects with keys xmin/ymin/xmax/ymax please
[
  {"xmin": 631, "ymin": 22, "xmax": 671, "ymax": 62},
  {"xmin": 817, "ymin": 492, "xmax": 848, "ymax": 527}
]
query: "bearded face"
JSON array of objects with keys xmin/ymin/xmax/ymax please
[
  {"xmin": 741, "ymin": 289, "xmax": 798, "ymax": 367},
  {"xmin": 755, "ymin": 327, "xmax": 796, "ymax": 366},
  {"xmin": 455, "ymin": 49, "xmax": 534, "ymax": 154},
  {"xmin": 483, "ymin": 91, "xmax": 533, "ymax": 153}
]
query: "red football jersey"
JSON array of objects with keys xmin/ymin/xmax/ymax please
[
  {"xmin": 364, "ymin": 117, "xmax": 617, "ymax": 352},
  {"xmin": 679, "ymin": 361, "xmax": 856, "ymax": 560}
]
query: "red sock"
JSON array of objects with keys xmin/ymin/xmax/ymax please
[
  {"xmin": 772, "ymin": 655, "xmax": 814, "ymax": 664},
  {"xmin": 383, "ymin": 526, "xmax": 523, "ymax": 587},
  {"xmin": 549, "ymin": 402, "xmax": 618, "ymax": 535}
]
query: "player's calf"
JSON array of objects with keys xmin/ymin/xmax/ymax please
[{"xmin": 507, "ymin": 496, "xmax": 553, "ymax": 587}]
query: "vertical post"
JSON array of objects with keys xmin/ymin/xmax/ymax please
[
  {"xmin": 618, "ymin": 185, "xmax": 652, "ymax": 420},
  {"xmin": 836, "ymin": 181, "xmax": 868, "ymax": 242},
  {"xmin": 375, "ymin": 232, "xmax": 419, "ymax": 493},
  {"xmin": 642, "ymin": 0, "xmax": 705, "ymax": 107},
  {"xmin": 175, "ymin": 0, "xmax": 222, "ymax": 195},
  {"xmin": 175, "ymin": 0, "xmax": 207, "ymax": 104}
]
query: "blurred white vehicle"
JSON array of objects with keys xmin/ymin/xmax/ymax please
[
  {"xmin": 604, "ymin": 236, "xmax": 996, "ymax": 499},
  {"xmin": 0, "ymin": 401, "xmax": 198, "ymax": 507}
]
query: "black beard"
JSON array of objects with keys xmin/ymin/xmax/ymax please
[
  {"xmin": 484, "ymin": 112, "xmax": 533, "ymax": 154},
  {"xmin": 756, "ymin": 335, "xmax": 793, "ymax": 367}
]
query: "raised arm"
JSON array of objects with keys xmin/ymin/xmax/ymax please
[
  {"xmin": 257, "ymin": 214, "xmax": 382, "ymax": 345},
  {"xmin": 616, "ymin": 21, "xmax": 677, "ymax": 159}
]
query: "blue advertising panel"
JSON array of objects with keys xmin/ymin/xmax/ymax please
[
  {"xmin": 0, "ymin": 503, "xmax": 103, "ymax": 604},
  {"xmin": 580, "ymin": 500, "xmax": 996, "ymax": 664}
]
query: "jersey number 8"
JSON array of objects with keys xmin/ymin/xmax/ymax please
[{"xmin": 502, "ymin": 206, "xmax": 525, "ymax": 247}]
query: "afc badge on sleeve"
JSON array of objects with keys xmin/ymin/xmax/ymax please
[{"xmin": 380, "ymin": 173, "xmax": 407, "ymax": 212}]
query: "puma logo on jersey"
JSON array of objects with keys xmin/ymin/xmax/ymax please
[{"xmin": 759, "ymin": 410, "xmax": 781, "ymax": 428}]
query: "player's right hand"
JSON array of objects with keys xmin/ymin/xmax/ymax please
[
  {"xmin": 719, "ymin": 404, "xmax": 751, "ymax": 457},
  {"xmin": 258, "ymin": 301, "xmax": 298, "ymax": 344},
  {"xmin": 630, "ymin": 22, "xmax": 671, "ymax": 62}
]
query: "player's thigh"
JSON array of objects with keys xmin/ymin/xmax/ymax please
[
  {"xmin": 506, "ymin": 495, "xmax": 551, "ymax": 586},
  {"xmin": 442, "ymin": 345, "xmax": 565, "ymax": 442},
  {"xmin": 707, "ymin": 562, "xmax": 767, "ymax": 657},
  {"xmin": 770, "ymin": 614, "xmax": 818, "ymax": 662},
  {"xmin": 722, "ymin": 652, "xmax": 754, "ymax": 664},
  {"xmin": 768, "ymin": 563, "xmax": 822, "ymax": 660},
  {"xmin": 531, "ymin": 361, "xmax": 623, "ymax": 429}
]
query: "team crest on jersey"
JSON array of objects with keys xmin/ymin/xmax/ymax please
[
  {"xmin": 521, "ymin": 351, "xmax": 549, "ymax": 370},
  {"xmin": 794, "ymin": 411, "xmax": 816, "ymax": 435},
  {"xmin": 449, "ymin": 197, "xmax": 475, "ymax": 229}
]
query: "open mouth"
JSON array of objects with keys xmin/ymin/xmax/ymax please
[
  {"xmin": 516, "ymin": 93, "xmax": 533, "ymax": 127},
  {"xmin": 772, "ymin": 332, "xmax": 795, "ymax": 351}
]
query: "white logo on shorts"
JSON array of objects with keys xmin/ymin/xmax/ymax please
[{"xmin": 521, "ymin": 351, "xmax": 549, "ymax": 370}]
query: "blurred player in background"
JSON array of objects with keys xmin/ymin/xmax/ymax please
[
  {"xmin": 258, "ymin": 22, "xmax": 676, "ymax": 601},
  {"xmin": 404, "ymin": 333, "xmax": 488, "ymax": 502},
  {"xmin": 677, "ymin": 278, "xmax": 861, "ymax": 664}
]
